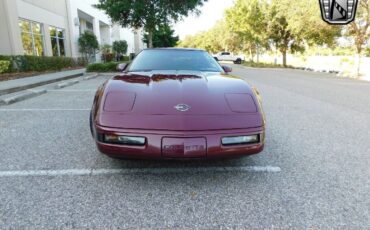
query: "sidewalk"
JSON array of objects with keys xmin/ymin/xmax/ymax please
[{"xmin": 0, "ymin": 69, "xmax": 85, "ymax": 96}]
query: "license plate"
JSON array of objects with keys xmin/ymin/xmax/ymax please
[{"xmin": 162, "ymin": 138, "xmax": 207, "ymax": 158}]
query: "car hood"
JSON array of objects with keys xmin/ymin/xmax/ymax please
[
  {"xmin": 103, "ymin": 71, "xmax": 258, "ymax": 115},
  {"xmin": 97, "ymin": 71, "xmax": 263, "ymax": 130}
]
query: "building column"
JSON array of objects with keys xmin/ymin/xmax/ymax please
[
  {"xmin": 64, "ymin": 0, "xmax": 73, "ymax": 58},
  {"xmin": 93, "ymin": 17, "xmax": 101, "ymax": 62},
  {"xmin": 43, "ymin": 25, "xmax": 53, "ymax": 56},
  {"xmin": 0, "ymin": 0, "xmax": 23, "ymax": 55}
]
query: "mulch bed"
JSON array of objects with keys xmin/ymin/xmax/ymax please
[{"xmin": 0, "ymin": 67, "xmax": 85, "ymax": 82}]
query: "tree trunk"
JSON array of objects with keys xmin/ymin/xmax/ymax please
[
  {"xmin": 355, "ymin": 46, "xmax": 362, "ymax": 78},
  {"xmin": 256, "ymin": 44, "xmax": 260, "ymax": 63},
  {"xmin": 282, "ymin": 50, "xmax": 287, "ymax": 67},
  {"xmin": 148, "ymin": 30, "xmax": 153, "ymax": 48},
  {"xmin": 281, "ymin": 38, "xmax": 289, "ymax": 67},
  {"xmin": 355, "ymin": 54, "xmax": 361, "ymax": 78},
  {"xmin": 249, "ymin": 48, "xmax": 253, "ymax": 62}
]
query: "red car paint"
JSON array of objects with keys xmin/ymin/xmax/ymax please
[{"xmin": 91, "ymin": 50, "xmax": 265, "ymax": 159}]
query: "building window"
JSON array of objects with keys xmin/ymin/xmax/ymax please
[
  {"xmin": 50, "ymin": 27, "xmax": 65, "ymax": 56},
  {"xmin": 86, "ymin": 21, "xmax": 94, "ymax": 32},
  {"xmin": 19, "ymin": 19, "xmax": 44, "ymax": 56},
  {"xmin": 79, "ymin": 19, "xmax": 94, "ymax": 35}
]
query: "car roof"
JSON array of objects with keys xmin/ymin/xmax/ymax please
[{"xmin": 143, "ymin": 48, "xmax": 205, "ymax": 52}]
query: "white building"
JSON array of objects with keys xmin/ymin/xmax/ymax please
[{"xmin": 0, "ymin": 0, "xmax": 145, "ymax": 61}]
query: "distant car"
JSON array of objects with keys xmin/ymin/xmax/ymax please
[
  {"xmin": 214, "ymin": 52, "xmax": 244, "ymax": 64},
  {"xmin": 90, "ymin": 48, "xmax": 265, "ymax": 159}
]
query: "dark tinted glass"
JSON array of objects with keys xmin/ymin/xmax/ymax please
[
  {"xmin": 50, "ymin": 27, "xmax": 57, "ymax": 37},
  {"xmin": 129, "ymin": 50, "xmax": 223, "ymax": 72},
  {"xmin": 51, "ymin": 37, "xmax": 58, "ymax": 56},
  {"xmin": 58, "ymin": 29, "xmax": 64, "ymax": 39},
  {"xmin": 59, "ymin": 39, "xmax": 65, "ymax": 56}
]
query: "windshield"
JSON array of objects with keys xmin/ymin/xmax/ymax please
[{"xmin": 128, "ymin": 49, "xmax": 224, "ymax": 72}]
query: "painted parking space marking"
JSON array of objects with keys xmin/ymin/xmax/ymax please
[
  {"xmin": 47, "ymin": 89, "xmax": 97, "ymax": 92},
  {"xmin": 0, "ymin": 166, "xmax": 281, "ymax": 178},
  {"xmin": 0, "ymin": 108, "xmax": 91, "ymax": 111}
]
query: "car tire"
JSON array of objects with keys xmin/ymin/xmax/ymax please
[
  {"xmin": 235, "ymin": 59, "xmax": 242, "ymax": 64},
  {"xmin": 214, "ymin": 57, "xmax": 219, "ymax": 61},
  {"xmin": 89, "ymin": 110, "xmax": 94, "ymax": 136}
]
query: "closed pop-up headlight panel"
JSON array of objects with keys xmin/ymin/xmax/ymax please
[
  {"xmin": 103, "ymin": 92, "xmax": 136, "ymax": 112},
  {"xmin": 225, "ymin": 93, "xmax": 257, "ymax": 113}
]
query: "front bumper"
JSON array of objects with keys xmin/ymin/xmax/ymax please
[{"xmin": 94, "ymin": 125, "xmax": 265, "ymax": 159}]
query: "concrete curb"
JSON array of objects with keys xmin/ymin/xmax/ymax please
[
  {"xmin": 0, "ymin": 72, "xmax": 84, "ymax": 96},
  {"xmin": 0, "ymin": 72, "xmax": 101, "ymax": 106},
  {"xmin": 240, "ymin": 63, "xmax": 343, "ymax": 74},
  {"xmin": 94, "ymin": 72, "xmax": 119, "ymax": 76},
  {"xmin": 0, "ymin": 72, "xmax": 100, "ymax": 106},
  {"xmin": 55, "ymin": 79, "xmax": 79, "ymax": 89},
  {"xmin": 238, "ymin": 64, "xmax": 370, "ymax": 82},
  {"xmin": 1, "ymin": 89, "xmax": 47, "ymax": 105},
  {"xmin": 83, "ymin": 74, "xmax": 99, "ymax": 81}
]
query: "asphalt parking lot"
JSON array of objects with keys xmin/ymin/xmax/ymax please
[{"xmin": 0, "ymin": 65, "xmax": 369, "ymax": 229}]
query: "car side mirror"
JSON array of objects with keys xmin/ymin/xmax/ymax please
[
  {"xmin": 222, "ymin": 66, "xmax": 232, "ymax": 73},
  {"xmin": 117, "ymin": 63, "xmax": 128, "ymax": 72}
]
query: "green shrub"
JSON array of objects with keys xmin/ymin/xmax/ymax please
[
  {"xmin": 23, "ymin": 56, "xmax": 76, "ymax": 71},
  {"xmin": 78, "ymin": 31, "xmax": 99, "ymax": 62},
  {"xmin": 340, "ymin": 57, "xmax": 350, "ymax": 64},
  {"xmin": 0, "ymin": 55, "xmax": 86, "ymax": 73},
  {"xmin": 102, "ymin": 53, "xmax": 115, "ymax": 62},
  {"xmin": 365, "ymin": 47, "xmax": 370, "ymax": 57},
  {"xmin": 87, "ymin": 62, "xmax": 128, "ymax": 72},
  {"xmin": 129, "ymin": 53, "xmax": 136, "ymax": 60},
  {"xmin": 74, "ymin": 57, "xmax": 89, "ymax": 67},
  {"xmin": 112, "ymin": 40, "xmax": 128, "ymax": 56},
  {"xmin": 0, "ymin": 60, "xmax": 10, "ymax": 73},
  {"xmin": 243, "ymin": 61, "xmax": 293, "ymax": 69},
  {"xmin": 0, "ymin": 55, "xmax": 14, "ymax": 72},
  {"xmin": 121, "ymin": 55, "xmax": 130, "ymax": 62}
]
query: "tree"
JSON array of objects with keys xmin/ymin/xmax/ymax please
[
  {"xmin": 177, "ymin": 20, "xmax": 241, "ymax": 54},
  {"xmin": 282, "ymin": 0, "xmax": 340, "ymax": 47},
  {"xmin": 178, "ymin": 34, "xmax": 199, "ymax": 49},
  {"xmin": 101, "ymin": 44, "xmax": 113, "ymax": 62},
  {"xmin": 178, "ymin": 0, "xmax": 340, "ymax": 66},
  {"xmin": 207, "ymin": 20, "xmax": 244, "ymax": 54},
  {"xmin": 95, "ymin": 0, "xmax": 206, "ymax": 48},
  {"xmin": 101, "ymin": 44, "xmax": 112, "ymax": 54},
  {"xmin": 112, "ymin": 40, "xmax": 128, "ymax": 61},
  {"xmin": 266, "ymin": 0, "xmax": 303, "ymax": 67},
  {"xmin": 226, "ymin": 0, "xmax": 268, "ymax": 63},
  {"xmin": 268, "ymin": 0, "xmax": 340, "ymax": 66},
  {"xmin": 78, "ymin": 31, "xmax": 99, "ymax": 62},
  {"xmin": 345, "ymin": 0, "xmax": 370, "ymax": 76},
  {"xmin": 143, "ymin": 24, "xmax": 179, "ymax": 48}
]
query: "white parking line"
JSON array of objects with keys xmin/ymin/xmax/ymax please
[
  {"xmin": 0, "ymin": 166, "xmax": 281, "ymax": 178},
  {"xmin": 48, "ymin": 89, "xmax": 96, "ymax": 92},
  {"xmin": 0, "ymin": 109, "xmax": 90, "ymax": 111}
]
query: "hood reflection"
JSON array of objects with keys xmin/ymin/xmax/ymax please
[{"xmin": 113, "ymin": 74, "xmax": 203, "ymax": 85}]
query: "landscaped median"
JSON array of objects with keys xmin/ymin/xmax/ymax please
[
  {"xmin": 242, "ymin": 61, "xmax": 293, "ymax": 69},
  {"xmin": 0, "ymin": 55, "xmax": 86, "ymax": 82},
  {"xmin": 86, "ymin": 62, "xmax": 129, "ymax": 73},
  {"xmin": 240, "ymin": 55, "xmax": 370, "ymax": 80}
]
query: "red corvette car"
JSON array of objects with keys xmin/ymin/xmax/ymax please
[{"xmin": 90, "ymin": 48, "xmax": 265, "ymax": 159}]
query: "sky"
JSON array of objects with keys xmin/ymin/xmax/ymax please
[{"xmin": 174, "ymin": 0, "xmax": 235, "ymax": 40}]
